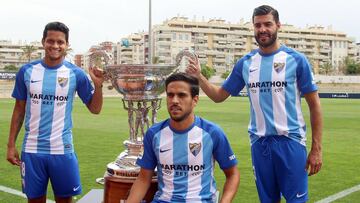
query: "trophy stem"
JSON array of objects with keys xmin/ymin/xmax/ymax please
[
  {"xmin": 122, "ymin": 98, "xmax": 162, "ymax": 143},
  {"xmin": 151, "ymin": 98, "xmax": 161, "ymax": 125},
  {"xmin": 104, "ymin": 98, "xmax": 163, "ymax": 180}
]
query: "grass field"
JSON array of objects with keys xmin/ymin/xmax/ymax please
[{"xmin": 1, "ymin": 97, "xmax": 360, "ymax": 203}]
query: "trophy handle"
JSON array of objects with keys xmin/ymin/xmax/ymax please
[{"xmin": 175, "ymin": 49, "xmax": 197, "ymax": 67}]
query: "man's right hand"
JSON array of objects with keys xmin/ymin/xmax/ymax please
[
  {"xmin": 7, "ymin": 146, "xmax": 21, "ymax": 166},
  {"xmin": 186, "ymin": 57, "xmax": 201, "ymax": 79}
]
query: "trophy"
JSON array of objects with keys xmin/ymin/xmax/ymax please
[{"xmin": 97, "ymin": 49, "xmax": 197, "ymax": 191}]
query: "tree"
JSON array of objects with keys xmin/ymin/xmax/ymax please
[
  {"xmin": 342, "ymin": 56, "xmax": 360, "ymax": 75},
  {"xmin": 319, "ymin": 62, "xmax": 333, "ymax": 75},
  {"xmin": 64, "ymin": 47, "xmax": 74, "ymax": 62},
  {"xmin": 21, "ymin": 45, "xmax": 37, "ymax": 62},
  {"xmin": 221, "ymin": 70, "xmax": 231, "ymax": 79},
  {"xmin": 346, "ymin": 63, "xmax": 359, "ymax": 75},
  {"xmin": 200, "ymin": 64, "xmax": 215, "ymax": 80},
  {"xmin": 64, "ymin": 47, "xmax": 73, "ymax": 57}
]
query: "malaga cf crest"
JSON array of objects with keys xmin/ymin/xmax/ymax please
[
  {"xmin": 189, "ymin": 143, "xmax": 202, "ymax": 156},
  {"xmin": 273, "ymin": 62, "xmax": 285, "ymax": 73},
  {"xmin": 58, "ymin": 77, "xmax": 68, "ymax": 88}
]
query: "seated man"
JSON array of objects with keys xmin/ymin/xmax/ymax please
[{"xmin": 127, "ymin": 73, "xmax": 240, "ymax": 203}]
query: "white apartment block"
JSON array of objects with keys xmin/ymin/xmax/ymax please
[
  {"xmin": 356, "ymin": 43, "xmax": 360, "ymax": 63},
  {"xmin": 151, "ymin": 17, "xmax": 357, "ymax": 74},
  {"xmin": 114, "ymin": 33, "xmax": 146, "ymax": 65},
  {"xmin": 0, "ymin": 40, "xmax": 44, "ymax": 70}
]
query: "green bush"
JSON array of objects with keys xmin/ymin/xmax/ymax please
[
  {"xmin": 221, "ymin": 71, "xmax": 231, "ymax": 79},
  {"xmin": 3, "ymin": 65, "xmax": 18, "ymax": 71},
  {"xmin": 201, "ymin": 64, "xmax": 215, "ymax": 79}
]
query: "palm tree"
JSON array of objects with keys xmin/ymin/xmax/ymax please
[
  {"xmin": 21, "ymin": 45, "xmax": 37, "ymax": 62},
  {"xmin": 319, "ymin": 62, "xmax": 332, "ymax": 75},
  {"xmin": 64, "ymin": 47, "xmax": 74, "ymax": 62}
]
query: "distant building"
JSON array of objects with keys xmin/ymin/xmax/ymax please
[
  {"xmin": 81, "ymin": 17, "xmax": 357, "ymax": 75},
  {"xmin": 152, "ymin": 17, "xmax": 357, "ymax": 74},
  {"xmin": 83, "ymin": 42, "xmax": 115, "ymax": 70},
  {"xmin": 113, "ymin": 33, "xmax": 146, "ymax": 65},
  {"xmin": 74, "ymin": 54, "xmax": 84, "ymax": 68},
  {"xmin": 356, "ymin": 42, "xmax": 360, "ymax": 63},
  {"xmin": 0, "ymin": 40, "xmax": 44, "ymax": 70}
]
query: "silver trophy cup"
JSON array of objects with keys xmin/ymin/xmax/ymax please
[{"xmin": 102, "ymin": 50, "xmax": 197, "ymax": 180}]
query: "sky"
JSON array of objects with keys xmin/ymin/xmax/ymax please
[{"xmin": 1, "ymin": 0, "xmax": 359, "ymax": 54}]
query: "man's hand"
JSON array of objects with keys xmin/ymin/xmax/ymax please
[
  {"xmin": 306, "ymin": 147, "xmax": 322, "ymax": 176},
  {"xmin": 186, "ymin": 57, "xmax": 201, "ymax": 79},
  {"xmin": 7, "ymin": 146, "xmax": 20, "ymax": 166},
  {"xmin": 89, "ymin": 67, "xmax": 104, "ymax": 88}
]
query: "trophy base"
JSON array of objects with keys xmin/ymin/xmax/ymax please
[
  {"xmin": 104, "ymin": 175, "xmax": 157, "ymax": 203},
  {"xmin": 101, "ymin": 148, "xmax": 158, "ymax": 203},
  {"xmin": 105, "ymin": 140, "xmax": 157, "ymax": 179}
]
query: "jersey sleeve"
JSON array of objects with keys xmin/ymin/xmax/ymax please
[
  {"xmin": 295, "ymin": 54, "xmax": 318, "ymax": 94},
  {"xmin": 222, "ymin": 59, "xmax": 246, "ymax": 96},
  {"xmin": 12, "ymin": 66, "xmax": 27, "ymax": 100},
  {"xmin": 211, "ymin": 126, "xmax": 238, "ymax": 170},
  {"xmin": 136, "ymin": 129, "xmax": 157, "ymax": 170},
  {"xmin": 74, "ymin": 69, "xmax": 94, "ymax": 104}
]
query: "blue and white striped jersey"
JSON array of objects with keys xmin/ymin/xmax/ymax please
[
  {"xmin": 12, "ymin": 60, "xmax": 94, "ymax": 154},
  {"xmin": 223, "ymin": 45, "xmax": 317, "ymax": 146},
  {"xmin": 137, "ymin": 116, "xmax": 237, "ymax": 203}
]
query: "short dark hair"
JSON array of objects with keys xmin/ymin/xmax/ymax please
[
  {"xmin": 252, "ymin": 5, "xmax": 279, "ymax": 23},
  {"xmin": 165, "ymin": 73, "xmax": 199, "ymax": 97},
  {"xmin": 42, "ymin": 22, "xmax": 69, "ymax": 43}
]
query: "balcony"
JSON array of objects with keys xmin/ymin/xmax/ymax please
[
  {"xmin": 228, "ymin": 44, "xmax": 246, "ymax": 49},
  {"xmin": 348, "ymin": 50, "xmax": 357, "ymax": 55},
  {"xmin": 195, "ymin": 43, "xmax": 208, "ymax": 49},
  {"xmin": 319, "ymin": 48, "xmax": 331, "ymax": 53},
  {"xmin": 156, "ymin": 33, "xmax": 172, "ymax": 39},
  {"xmin": 213, "ymin": 58, "xmax": 226, "ymax": 63},
  {"xmin": 157, "ymin": 41, "xmax": 172, "ymax": 46},
  {"xmin": 213, "ymin": 36, "xmax": 227, "ymax": 41},
  {"xmin": 204, "ymin": 50, "xmax": 222, "ymax": 56},
  {"xmin": 213, "ymin": 44, "xmax": 228, "ymax": 49},
  {"xmin": 228, "ymin": 38, "xmax": 246, "ymax": 43}
]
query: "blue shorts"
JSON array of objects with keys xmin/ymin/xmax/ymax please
[
  {"xmin": 20, "ymin": 152, "xmax": 82, "ymax": 199},
  {"xmin": 251, "ymin": 136, "xmax": 308, "ymax": 203}
]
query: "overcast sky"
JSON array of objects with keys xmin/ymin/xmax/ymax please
[{"xmin": 1, "ymin": 0, "xmax": 358, "ymax": 54}]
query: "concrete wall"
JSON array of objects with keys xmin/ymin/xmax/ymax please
[{"xmin": 315, "ymin": 75, "xmax": 360, "ymax": 84}]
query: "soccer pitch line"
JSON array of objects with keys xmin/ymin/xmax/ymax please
[
  {"xmin": 315, "ymin": 183, "xmax": 360, "ymax": 203},
  {"xmin": 0, "ymin": 185, "xmax": 55, "ymax": 203}
]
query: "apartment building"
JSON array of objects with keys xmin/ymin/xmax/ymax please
[
  {"xmin": 114, "ymin": 33, "xmax": 146, "ymax": 65},
  {"xmin": 356, "ymin": 42, "xmax": 360, "ymax": 63},
  {"xmin": 74, "ymin": 54, "xmax": 85, "ymax": 68},
  {"xmin": 0, "ymin": 40, "xmax": 44, "ymax": 70},
  {"xmin": 83, "ymin": 41, "xmax": 115, "ymax": 70},
  {"xmin": 152, "ymin": 17, "xmax": 357, "ymax": 74}
]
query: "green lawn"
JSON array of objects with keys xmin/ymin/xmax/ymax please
[{"xmin": 1, "ymin": 97, "xmax": 359, "ymax": 202}]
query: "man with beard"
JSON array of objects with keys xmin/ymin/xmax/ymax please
[
  {"xmin": 7, "ymin": 22, "xmax": 104, "ymax": 203},
  {"xmin": 186, "ymin": 5, "xmax": 323, "ymax": 203},
  {"xmin": 127, "ymin": 73, "xmax": 240, "ymax": 203}
]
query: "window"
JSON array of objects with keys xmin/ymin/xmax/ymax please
[
  {"xmin": 173, "ymin": 33, "xmax": 176, "ymax": 41},
  {"xmin": 185, "ymin": 34, "xmax": 189, "ymax": 41}
]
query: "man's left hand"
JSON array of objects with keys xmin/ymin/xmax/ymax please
[{"xmin": 306, "ymin": 148, "xmax": 322, "ymax": 176}]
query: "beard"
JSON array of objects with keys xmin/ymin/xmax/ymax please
[
  {"xmin": 169, "ymin": 109, "xmax": 192, "ymax": 122},
  {"xmin": 255, "ymin": 31, "xmax": 278, "ymax": 48}
]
